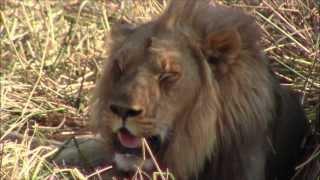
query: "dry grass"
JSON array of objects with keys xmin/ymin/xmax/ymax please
[{"xmin": 0, "ymin": 0, "xmax": 319, "ymax": 179}]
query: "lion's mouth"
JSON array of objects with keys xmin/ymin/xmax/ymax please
[
  {"xmin": 117, "ymin": 128, "xmax": 142, "ymax": 149},
  {"xmin": 114, "ymin": 128, "xmax": 162, "ymax": 156}
]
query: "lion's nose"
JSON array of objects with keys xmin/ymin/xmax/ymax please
[{"xmin": 110, "ymin": 104, "xmax": 143, "ymax": 119}]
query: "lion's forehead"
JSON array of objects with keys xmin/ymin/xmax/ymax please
[{"xmin": 116, "ymin": 36, "xmax": 185, "ymax": 73}]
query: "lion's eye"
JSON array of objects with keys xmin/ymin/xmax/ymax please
[
  {"xmin": 159, "ymin": 72, "xmax": 179, "ymax": 83},
  {"xmin": 114, "ymin": 59, "xmax": 124, "ymax": 74}
]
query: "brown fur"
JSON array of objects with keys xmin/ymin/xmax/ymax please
[{"xmin": 91, "ymin": 1, "xmax": 307, "ymax": 179}]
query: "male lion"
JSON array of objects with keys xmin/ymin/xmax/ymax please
[{"xmin": 90, "ymin": 0, "xmax": 308, "ymax": 179}]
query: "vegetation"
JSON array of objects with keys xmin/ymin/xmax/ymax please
[{"xmin": 0, "ymin": 0, "xmax": 319, "ymax": 179}]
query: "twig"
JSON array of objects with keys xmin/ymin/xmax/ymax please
[{"xmin": 142, "ymin": 138, "xmax": 166, "ymax": 180}]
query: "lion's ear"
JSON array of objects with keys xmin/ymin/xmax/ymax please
[{"xmin": 203, "ymin": 28, "xmax": 241, "ymax": 65}]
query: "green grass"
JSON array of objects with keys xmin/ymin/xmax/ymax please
[{"xmin": 0, "ymin": 0, "xmax": 319, "ymax": 179}]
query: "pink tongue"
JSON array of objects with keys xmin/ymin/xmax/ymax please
[{"xmin": 117, "ymin": 131, "xmax": 141, "ymax": 148}]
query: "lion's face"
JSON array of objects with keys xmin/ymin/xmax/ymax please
[
  {"xmin": 89, "ymin": 2, "xmax": 307, "ymax": 179},
  {"xmin": 93, "ymin": 25, "xmax": 203, "ymax": 172}
]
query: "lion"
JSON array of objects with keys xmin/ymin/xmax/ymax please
[{"xmin": 90, "ymin": 0, "xmax": 308, "ymax": 179}]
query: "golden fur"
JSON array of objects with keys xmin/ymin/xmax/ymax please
[{"xmin": 91, "ymin": 1, "xmax": 307, "ymax": 179}]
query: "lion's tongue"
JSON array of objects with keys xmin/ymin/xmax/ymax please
[{"xmin": 118, "ymin": 130, "xmax": 141, "ymax": 149}]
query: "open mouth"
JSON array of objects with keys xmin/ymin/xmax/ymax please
[
  {"xmin": 117, "ymin": 128, "xmax": 142, "ymax": 149},
  {"xmin": 114, "ymin": 128, "xmax": 161, "ymax": 156}
]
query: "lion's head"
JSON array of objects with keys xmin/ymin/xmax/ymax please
[{"xmin": 91, "ymin": 1, "xmax": 277, "ymax": 179}]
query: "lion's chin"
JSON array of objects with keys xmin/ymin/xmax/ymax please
[{"xmin": 114, "ymin": 153, "xmax": 154, "ymax": 172}]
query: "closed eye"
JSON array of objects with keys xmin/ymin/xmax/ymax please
[
  {"xmin": 159, "ymin": 72, "xmax": 180, "ymax": 83},
  {"xmin": 114, "ymin": 59, "xmax": 124, "ymax": 74}
]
